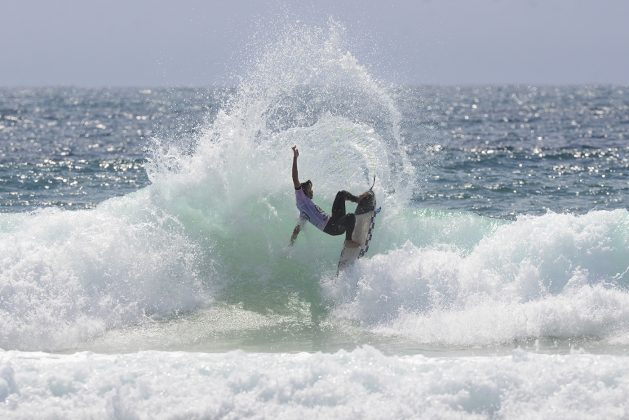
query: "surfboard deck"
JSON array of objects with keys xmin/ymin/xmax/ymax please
[{"xmin": 337, "ymin": 190, "xmax": 377, "ymax": 274}]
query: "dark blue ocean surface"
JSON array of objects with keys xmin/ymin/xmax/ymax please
[
  {"xmin": 404, "ymin": 86, "xmax": 628, "ymax": 217},
  {"xmin": 0, "ymin": 88, "xmax": 223, "ymax": 211},
  {"xmin": 1, "ymin": 86, "xmax": 626, "ymax": 216}
]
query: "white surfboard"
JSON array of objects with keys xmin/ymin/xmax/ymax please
[{"xmin": 337, "ymin": 190, "xmax": 377, "ymax": 274}]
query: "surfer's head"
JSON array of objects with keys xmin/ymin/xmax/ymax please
[{"xmin": 301, "ymin": 180, "xmax": 313, "ymax": 198}]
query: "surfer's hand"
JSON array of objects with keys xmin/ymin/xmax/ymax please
[
  {"xmin": 292, "ymin": 145, "xmax": 299, "ymax": 158},
  {"xmin": 290, "ymin": 224, "xmax": 300, "ymax": 245}
]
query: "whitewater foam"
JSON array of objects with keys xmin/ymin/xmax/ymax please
[
  {"xmin": 0, "ymin": 193, "xmax": 210, "ymax": 351},
  {"xmin": 328, "ymin": 209, "xmax": 629, "ymax": 345},
  {"xmin": 1, "ymin": 347, "xmax": 628, "ymax": 419}
]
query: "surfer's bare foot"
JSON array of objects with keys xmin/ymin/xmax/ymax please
[
  {"xmin": 344, "ymin": 239, "xmax": 361, "ymax": 248},
  {"xmin": 357, "ymin": 191, "xmax": 371, "ymax": 201}
]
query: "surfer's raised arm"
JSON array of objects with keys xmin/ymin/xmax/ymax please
[
  {"xmin": 289, "ymin": 145, "xmax": 302, "ymax": 246},
  {"xmin": 291, "ymin": 145, "xmax": 301, "ymax": 189}
]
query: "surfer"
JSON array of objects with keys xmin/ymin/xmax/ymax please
[{"xmin": 290, "ymin": 145, "xmax": 362, "ymax": 248}]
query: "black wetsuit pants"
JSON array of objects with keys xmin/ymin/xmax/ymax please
[{"xmin": 323, "ymin": 190, "xmax": 358, "ymax": 241}]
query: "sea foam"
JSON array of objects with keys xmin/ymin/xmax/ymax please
[
  {"xmin": 0, "ymin": 193, "xmax": 210, "ymax": 351},
  {"xmin": 328, "ymin": 209, "xmax": 629, "ymax": 345},
  {"xmin": 1, "ymin": 347, "xmax": 628, "ymax": 419}
]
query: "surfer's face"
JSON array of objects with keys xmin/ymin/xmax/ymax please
[{"xmin": 303, "ymin": 181, "xmax": 313, "ymax": 198}]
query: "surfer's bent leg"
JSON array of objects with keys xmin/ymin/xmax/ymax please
[
  {"xmin": 331, "ymin": 191, "xmax": 346, "ymax": 218},
  {"xmin": 324, "ymin": 191, "xmax": 359, "ymax": 238},
  {"xmin": 344, "ymin": 191, "xmax": 359, "ymax": 203},
  {"xmin": 343, "ymin": 213, "xmax": 356, "ymax": 241},
  {"xmin": 323, "ymin": 213, "xmax": 356, "ymax": 238},
  {"xmin": 331, "ymin": 190, "xmax": 359, "ymax": 218}
]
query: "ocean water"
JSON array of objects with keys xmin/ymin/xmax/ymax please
[{"xmin": 1, "ymin": 23, "xmax": 628, "ymax": 419}]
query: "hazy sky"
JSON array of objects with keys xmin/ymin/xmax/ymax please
[{"xmin": 2, "ymin": 0, "xmax": 628, "ymax": 86}]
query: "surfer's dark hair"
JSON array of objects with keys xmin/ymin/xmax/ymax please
[{"xmin": 300, "ymin": 180, "xmax": 312, "ymax": 190}]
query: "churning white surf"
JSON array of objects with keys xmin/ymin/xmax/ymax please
[
  {"xmin": 329, "ymin": 209, "xmax": 629, "ymax": 345},
  {"xmin": 2, "ymin": 347, "xmax": 629, "ymax": 419},
  {"xmin": 0, "ymin": 194, "xmax": 210, "ymax": 351}
]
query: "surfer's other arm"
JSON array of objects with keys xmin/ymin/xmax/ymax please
[
  {"xmin": 291, "ymin": 145, "xmax": 301, "ymax": 189},
  {"xmin": 289, "ymin": 224, "xmax": 301, "ymax": 245}
]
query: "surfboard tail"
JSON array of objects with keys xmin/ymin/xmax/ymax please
[{"xmin": 337, "ymin": 193, "xmax": 378, "ymax": 275}]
